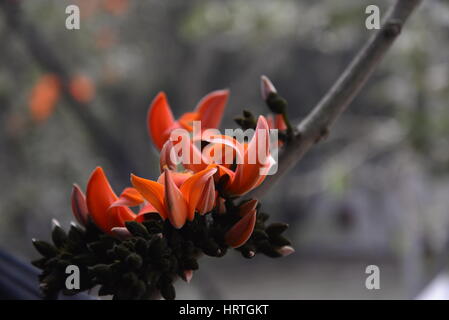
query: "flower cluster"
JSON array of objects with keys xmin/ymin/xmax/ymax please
[{"xmin": 32, "ymin": 77, "xmax": 294, "ymax": 300}]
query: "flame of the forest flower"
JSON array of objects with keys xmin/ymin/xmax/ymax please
[
  {"xmin": 85, "ymin": 167, "xmax": 135, "ymax": 234},
  {"xmin": 147, "ymin": 90, "xmax": 229, "ymax": 150},
  {"xmin": 131, "ymin": 166, "xmax": 217, "ymax": 229},
  {"xmin": 29, "ymin": 74, "xmax": 61, "ymax": 123},
  {"xmin": 69, "ymin": 75, "xmax": 95, "ymax": 103},
  {"xmin": 172, "ymin": 116, "xmax": 273, "ymax": 196},
  {"xmin": 225, "ymin": 201, "xmax": 258, "ymax": 248},
  {"xmin": 221, "ymin": 116, "xmax": 272, "ymax": 196},
  {"xmin": 196, "ymin": 177, "xmax": 216, "ymax": 214},
  {"xmin": 34, "ymin": 76, "xmax": 296, "ymax": 301}
]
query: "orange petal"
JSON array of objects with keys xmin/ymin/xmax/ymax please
[
  {"xmin": 164, "ymin": 168, "xmax": 189, "ymax": 229},
  {"xmin": 147, "ymin": 92, "xmax": 177, "ymax": 150},
  {"xmin": 86, "ymin": 167, "xmax": 135, "ymax": 233},
  {"xmin": 135, "ymin": 203, "xmax": 158, "ymax": 222},
  {"xmin": 109, "ymin": 187, "xmax": 144, "ymax": 209},
  {"xmin": 160, "ymin": 140, "xmax": 178, "ymax": 171},
  {"xmin": 260, "ymin": 75, "xmax": 277, "ymax": 101},
  {"xmin": 225, "ymin": 208, "xmax": 257, "ymax": 248},
  {"xmin": 176, "ymin": 135, "xmax": 208, "ymax": 173},
  {"xmin": 275, "ymin": 114, "xmax": 287, "ymax": 131},
  {"xmin": 131, "ymin": 174, "xmax": 167, "ymax": 220},
  {"xmin": 196, "ymin": 177, "xmax": 216, "ymax": 214},
  {"xmin": 180, "ymin": 166, "xmax": 217, "ymax": 221},
  {"xmin": 71, "ymin": 184, "xmax": 89, "ymax": 226},
  {"xmin": 202, "ymin": 140, "xmax": 237, "ymax": 169},
  {"xmin": 138, "ymin": 203, "xmax": 157, "ymax": 215},
  {"xmin": 107, "ymin": 206, "xmax": 137, "ymax": 232},
  {"xmin": 195, "ymin": 89, "xmax": 229, "ymax": 129},
  {"xmin": 228, "ymin": 116, "xmax": 270, "ymax": 196},
  {"xmin": 245, "ymin": 115, "xmax": 270, "ymax": 166},
  {"xmin": 178, "ymin": 112, "xmax": 200, "ymax": 131},
  {"xmin": 157, "ymin": 171, "xmax": 192, "ymax": 188}
]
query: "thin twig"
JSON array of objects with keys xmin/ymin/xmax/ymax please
[{"xmin": 250, "ymin": 0, "xmax": 423, "ymax": 199}]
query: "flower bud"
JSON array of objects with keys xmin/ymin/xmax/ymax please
[
  {"xmin": 71, "ymin": 184, "xmax": 89, "ymax": 226},
  {"xmin": 32, "ymin": 239, "xmax": 58, "ymax": 258},
  {"xmin": 51, "ymin": 219, "xmax": 68, "ymax": 248},
  {"xmin": 278, "ymin": 245, "xmax": 295, "ymax": 257},
  {"xmin": 260, "ymin": 75, "xmax": 277, "ymax": 101},
  {"xmin": 261, "ymin": 76, "xmax": 287, "ymax": 114}
]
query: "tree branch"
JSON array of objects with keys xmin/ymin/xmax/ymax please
[{"xmin": 250, "ymin": 0, "xmax": 423, "ymax": 199}]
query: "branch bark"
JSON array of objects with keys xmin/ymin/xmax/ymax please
[{"xmin": 250, "ymin": 0, "xmax": 423, "ymax": 199}]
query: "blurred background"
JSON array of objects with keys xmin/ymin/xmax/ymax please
[{"xmin": 0, "ymin": 0, "xmax": 448, "ymax": 299}]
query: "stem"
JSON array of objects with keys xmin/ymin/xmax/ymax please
[{"xmin": 249, "ymin": 0, "xmax": 422, "ymax": 199}]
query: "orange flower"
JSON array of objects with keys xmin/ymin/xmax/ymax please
[
  {"xmin": 173, "ymin": 116, "xmax": 273, "ymax": 197},
  {"xmin": 225, "ymin": 200, "xmax": 258, "ymax": 248},
  {"xmin": 69, "ymin": 75, "xmax": 95, "ymax": 103},
  {"xmin": 130, "ymin": 166, "xmax": 217, "ymax": 229},
  {"xmin": 267, "ymin": 113, "xmax": 287, "ymax": 146},
  {"xmin": 216, "ymin": 116, "xmax": 273, "ymax": 196},
  {"xmin": 109, "ymin": 187, "xmax": 145, "ymax": 209},
  {"xmin": 85, "ymin": 167, "xmax": 136, "ymax": 234},
  {"xmin": 147, "ymin": 90, "xmax": 229, "ymax": 150},
  {"xmin": 28, "ymin": 74, "xmax": 61, "ymax": 123},
  {"xmin": 159, "ymin": 140, "xmax": 178, "ymax": 171}
]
